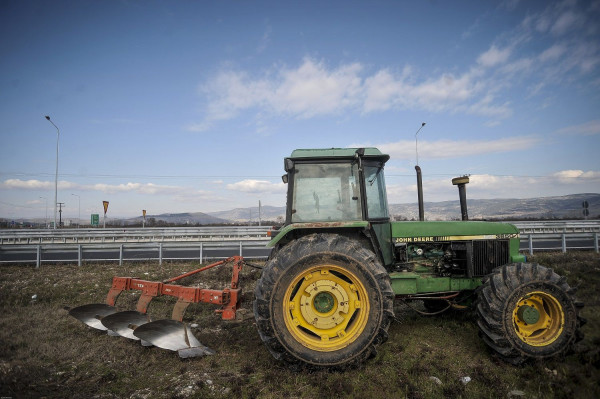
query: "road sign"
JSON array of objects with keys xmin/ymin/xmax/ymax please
[
  {"xmin": 91, "ymin": 214, "xmax": 99, "ymax": 226},
  {"xmin": 103, "ymin": 201, "xmax": 109, "ymax": 215}
]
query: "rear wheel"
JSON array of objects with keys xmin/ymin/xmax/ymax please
[
  {"xmin": 476, "ymin": 263, "xmax": 584, "ymax": 364},
  {"xmin": 254, "ymin": 233, "xmax": 394, "ymax": 368}
]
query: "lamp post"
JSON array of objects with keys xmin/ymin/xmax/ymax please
[
  {"xmin": 414, "ymin": 122, "xmax": 426, "ymax": 221},
  {"xmin": 45, "ymin": 116, "xmax": 60, "ymax": 229},
  {"xmin": 415, "ymin": 122, "xmax": 426, "ymax": 166},
  {"xmin": 71, "ymin": 193, "xmax": 80, "ymax": 228},
  {"xmin": 39, "ymin": 196, "xmax": 48, "ymax": 228}
]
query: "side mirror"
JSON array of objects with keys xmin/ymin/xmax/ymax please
[
  {"xmin": 284, "ymin": 158, "xmax": 294, "ymax": 172},
  {"xmin": 282, "ymin": 174, "xmax": 288, "ymax": 184}
]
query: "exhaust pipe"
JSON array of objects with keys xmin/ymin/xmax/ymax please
[
  {"xmin": 452, "ymin": 176, "xmax": 470, "ymax": 221},
  {"xmin": 415, "ymin": 165, "xmax": 424, "ymax": 221}
]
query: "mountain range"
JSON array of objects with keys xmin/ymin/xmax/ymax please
[
  {"xmin": 3, "ymin": 193, "xmax": 598, "ymax": 227},
  {"xmin": 141, "ymin": 193, "xmax": 599, "ymax": 224}
]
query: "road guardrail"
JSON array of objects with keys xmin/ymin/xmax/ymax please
[{"xmin": 1, "ymin": 221, "xmax": 598, "ymax": 267}]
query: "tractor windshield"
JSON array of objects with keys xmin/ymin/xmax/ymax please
[
  {"xmin": 364, "ymin": 164, "xmax": 389, "ymax": 220},
  {"xmin": 292, "ymin": 163, "xmax": 362, "ymax": 223}
]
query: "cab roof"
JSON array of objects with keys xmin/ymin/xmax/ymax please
[{"xmin": 289, "ymin": 147, "xmax": 390, "ymax": 162}]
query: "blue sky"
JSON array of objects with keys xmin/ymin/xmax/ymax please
[{"xmin": 1, "ymin": 0, "xmax": 599, "ymax": 221}]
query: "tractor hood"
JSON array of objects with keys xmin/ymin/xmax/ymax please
[{"xmin": 391, "ymin": 221, "xmax": 520, "ymax": 242}]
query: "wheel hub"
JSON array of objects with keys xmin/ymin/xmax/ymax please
[
  {"xmin": 516, "ymin": 305, "xmax": 540, "ymax": 325},
  {"xmin": 512, "ymin": 292, "xmax": 564, "ymax": 347},
  {"xmin": 313, "ymin": 291, "xmax": 335, "ymax": 313},
  {"xmin": 283, "ymin": 265, "xmax": 369, "ymax": 351}
]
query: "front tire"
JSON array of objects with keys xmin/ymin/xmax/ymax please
[
  {"xmin": 254, "ymin": 233, "xmax": 394, "ymax": 368},
  {"xmin": 476, "ymin": 263, "xmax": 583, "ymax": 364}
]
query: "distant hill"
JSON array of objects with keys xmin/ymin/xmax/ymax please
[
  {"xmin": 126, "ymin": 212, "xmax": 229, "ymax": 225},
  {"xmin": 208, "ymin": 205, "xmax": 286, "ymax": 223},
  {"xmin": 208, "ymin": 193, "xmax": 600, "ymax": 222},
  {"xmin": 3, "ymin": 194, "xmax": 598, "ymax": 228},
  {"xmin": 389, "ymin": 193, "xmax": 600, "ymax": 221}
]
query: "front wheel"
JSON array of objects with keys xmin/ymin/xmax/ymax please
[
  {"xmin": 476, "ymin": 263, "xmax": 584, "ymax": 364},
  {"xmin": 254, "ymin": 233, "xmax": 394, "ymax": 369}
]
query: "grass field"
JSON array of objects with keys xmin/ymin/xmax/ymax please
[{"xmin": 1, "ymin": 252, "xmax": 599, "ymax": 398}]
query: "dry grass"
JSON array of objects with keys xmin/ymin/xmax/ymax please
[{"xmin": 1, "ymin": 252, "xmax": 599, "ymax": 398}]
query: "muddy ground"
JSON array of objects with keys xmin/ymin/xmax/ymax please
[{"xmin": 1, "ymin": 252, "xmax": 599, "ymax": 398}]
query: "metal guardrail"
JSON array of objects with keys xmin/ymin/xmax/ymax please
[
  {"xmin": 520, "ymin": 232, "xmax": 599, "ymax": 255},
  {"xmin": 0, "ymin": 226, "xmax": 272, "ymax": 245},
  {"xmin": 2, "ymin": 240, "xmax": 271, "ymax": 268},
  {"xmin": 1, "ymin": 221, "xmax": 598, "ymax": 267},
  {"xmin": 510, "ymin": 220, "xmax": 600, "ymax": 234},
  {"xmin": 1, "ymin": 221, "xmax": 598, "ymax": 244}
]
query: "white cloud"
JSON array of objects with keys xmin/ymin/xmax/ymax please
[
  {"xmin": 467, "ymin": 95, "xmax": 512, "ymax": 118},
  {"xmin": 385, "ymin": 169, "xmax": 600, "ymax": 204},
  {"xmin": 355, "ymin": 136, "xmax": 539, "ymax": 161},
  {"xmin": 552, "ymin": 170, "xmax": 600, "ymax": 183},
  {"xmin": 191, "ymin": 58, "xmax": 364, "ymax": 131},
  {"xmin": 363, "ymin": 68, "xmax": 482, "ymax": 113},
  {"xmin": 555, "ymin": 120, "xmax": 600, "ymax": 136},
  {"xmin": 0, "ymin": 179, "xmax": 186, "ymax": 195},
  {"xmin": 539, "ymin": 44, "xmax": 567, "ymax": 62},
  {"xmin": 189, "ymin": 1, "xmax": 599, "ymax": 131},
  {"xmin": 551, "ymin": 10, "xmax": 581, "ymax": 36},
  {"xmin": 191, "ymin": 56, "xmax": 515, "ymax": 130},
  {"xmin": 1, "ymin": 179, "xmax": 53, "ymax": 190},
  {"xmin": 477, "ymin": 45, "xmax": 512, "ymax": 67},
  {"xmin": 226, "ymin": 179, "xmax": 286, "ymax": 194},
  {"xmin": 88, "ymin": 182, "xmax": 184, "ymax": 195}
]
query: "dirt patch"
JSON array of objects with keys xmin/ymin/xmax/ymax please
[{"xmin": 1, "ymin": 252, "xmax": 599, "ymax": 398}]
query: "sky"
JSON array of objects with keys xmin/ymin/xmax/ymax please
[{"xmin": 1, "ymin": 0, "xmax": 599, "ymax": 222}]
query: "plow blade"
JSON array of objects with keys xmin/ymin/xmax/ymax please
[
  {"xmin": 68, "ymin": 304, "xmax": 118, "ymax": 331},
  {"xmin": 69, "ymin": 257, "xmax": 245, "ymax": 358},
  {"xmin": 101, "ymin": 311, "xmax": 152, "ymax": 344},
  {"xmin": 133, "ymin": 319, "xmax": 216, "ymax": 358}
]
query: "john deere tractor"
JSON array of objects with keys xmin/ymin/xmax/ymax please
[
  {"xmin": 254, "ymin": 147, "xmax": 584, "ymax": 368},
  {"xmin": 68, "ymin": 147, "xmax": 584, "ymax": 369}
]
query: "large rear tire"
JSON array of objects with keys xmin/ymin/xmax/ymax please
[
  {"xmin": 476, "ymin": 263, "xmax": 584, "ymax": 364},
  {"xmin": 254, "ymin": 233, "xmax": 394, "ymax": 369}
]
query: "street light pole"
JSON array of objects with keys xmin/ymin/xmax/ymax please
[
  {"xmin": 414, "ymin": 122, "xmax": 426, "ymax": 221},
  {"xmin": 39, "ymin": 196, "xmax": 48, "ymax": 228},
  {"xmin": 45, "ymin": 116, "xmax": 60, "ymax": 229},
  {"xmin": 71, "ymin": 193, "xmax": 80, "ymax": 228},
  {"xmin": 415, "ymin": 122, "xmax": 426, "ymax": 166}
]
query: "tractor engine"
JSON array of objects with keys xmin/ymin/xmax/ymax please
[{"xmin": 394, "ymin": 239, "xmax": 510, "ymax": 278}]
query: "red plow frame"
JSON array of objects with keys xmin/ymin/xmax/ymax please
[
  {"xmin": 105, "ymin": 256, "xmax": 244, "ymax": 321},
  {"xmin": 68, "ymin": 256, "xmax": 248, "ymax": 358}
]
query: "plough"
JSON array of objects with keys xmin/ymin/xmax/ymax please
[{"xmin": 68, "ymin": 256, "xmax": 245, "ymax": 358}]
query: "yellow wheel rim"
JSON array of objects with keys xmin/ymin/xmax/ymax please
[
  {"xmin": 283, "ymin": 264, "xmax": 370, "ymax": 352},
  {"xmin": 512, "ymin": 291, "xmax": 564, "ymax": 347}
]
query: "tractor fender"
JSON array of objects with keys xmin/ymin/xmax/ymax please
[{"xmin": 267, "ymin": 222, "xmax": 380, "ymax": 262}]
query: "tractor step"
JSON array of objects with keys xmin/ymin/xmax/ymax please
[{"xmin": 68, "ymin": 256, "xmax": 245, "ymax": 358}]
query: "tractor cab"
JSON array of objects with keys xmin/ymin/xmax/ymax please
[{"xmin": 282, "ymin": 148, "xmax": 390, "ymax": 224}]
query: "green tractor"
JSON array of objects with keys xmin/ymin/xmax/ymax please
[{"xmin": 254, "ymin": 147, "xmax": 584, "ymax": 368}]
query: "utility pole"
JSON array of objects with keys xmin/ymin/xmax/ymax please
[{"xmin": 57, "ymin": 202, "xmax": 65, "ymax": 228}]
